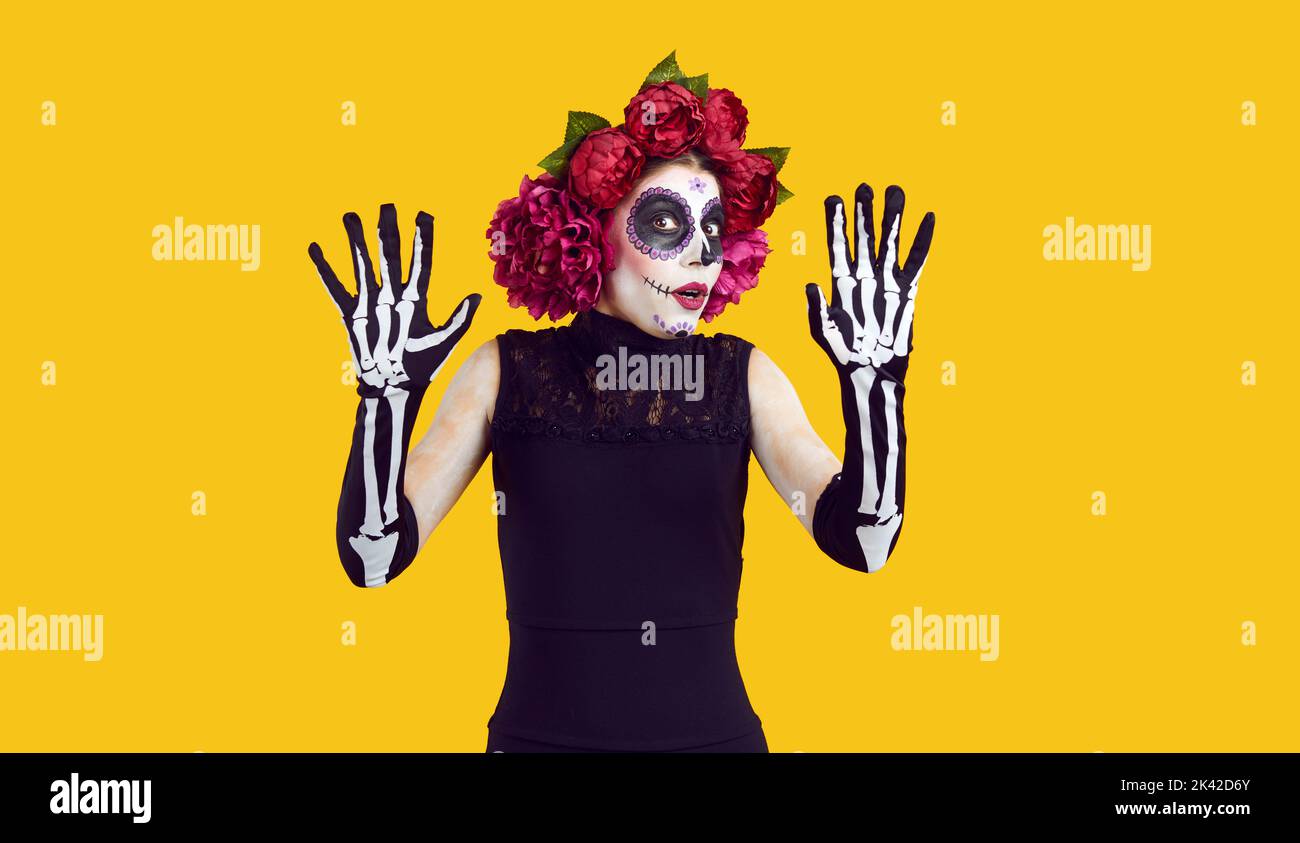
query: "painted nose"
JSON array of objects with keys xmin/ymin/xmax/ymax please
[{"xmin": 699, "ymin": 235, "xmax": 720, "ymax": 267}]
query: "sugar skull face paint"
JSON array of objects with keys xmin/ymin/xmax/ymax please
[
  {"xmin": 627, "ymin": 186, "xmax": 696, "ymax": 260},
  {"xmin": 595, "ymin": 160, "xmax": 725, "ymax": 339}
]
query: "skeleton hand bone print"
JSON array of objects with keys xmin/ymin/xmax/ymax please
[
  {"xmin": 310, "ymin": 205, "xmax": 478, "ymax": 393},
  {"xmin": 806, "ymin": 184, "xmax": 934, "ymax": 572},
  {"xmin": 309, "ymin": 205, "xmax": 480, "ymax": 586}
]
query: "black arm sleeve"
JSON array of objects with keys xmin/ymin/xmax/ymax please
[
  {"xmin": 334, "ymin": 385, "xmax": 429, "ymax": 587},
  {"xmin": 811, "ymin": 366, "xmax": 907, "ymax": 573}
]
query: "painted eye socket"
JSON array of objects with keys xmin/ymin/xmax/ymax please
[
  {"xmin": 652, "ymin": 213, "xmax": 680, "ymax": 233},
  {"xmin": 628, "ymin": 187, "xmax": 696, "ymax": 259},
  {"xmin": 700, "ymin": 197, "xmax": 724, "ymax": 242}
]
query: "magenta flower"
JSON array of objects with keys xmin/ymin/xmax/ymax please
[
  {"xmin": 486, "ymin": 174, "xmax": 616, "ymax": 321},
  {"xmin": 702, "ymin": 229, "xmax": 770, "ymax": 322}
]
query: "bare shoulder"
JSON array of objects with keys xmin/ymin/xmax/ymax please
[
  {"xmin": 440, "ymin": 337, "xmax": 500, "ymax": 423},
  {"xmin": 460, "ymin": 337, "xmax": 500, "ymax": 380},
  {"xmin": 748, "ymin": 346, "xmax": 799, "ymax": 410}
]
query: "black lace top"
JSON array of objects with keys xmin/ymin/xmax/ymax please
[
  {"xmin": 491, "ymin": 310, "xmax": 752, "ymax": 447},
  {"xmin": 486, "ymin": 308, "xmax": 764, "ymax": 749}
]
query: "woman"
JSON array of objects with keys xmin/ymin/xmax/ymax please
[{"xmin": 307, "ymin": 55, "xmax": 935, "ymax": 752}]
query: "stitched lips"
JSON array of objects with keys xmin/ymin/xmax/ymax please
[{"xmin": 644, "ymin": 276, "xmax": 708, "ymax": 311}]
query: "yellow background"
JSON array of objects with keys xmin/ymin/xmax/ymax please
[{"xmin": 2, "ymin": 2, "xmax": 1294, "ymax": 751}]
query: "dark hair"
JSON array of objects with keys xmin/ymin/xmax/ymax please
[{"xmin": 640, "ymin": 149, "xmax": 717, "ymax": 180}]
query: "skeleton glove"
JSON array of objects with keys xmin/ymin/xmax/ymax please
[
  {"xmin": 806, "ymin": 185, "xmax": 934, "ymax": 573},
  {"xmin": 309, "ymin": 205, "xmax": 481, "ymax": 587}
]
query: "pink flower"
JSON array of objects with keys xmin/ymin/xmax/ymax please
[
  {"xmin": 699, "ymin": 88, "xmax": 748, "ymax": 164},
  {"xmin": 623, "ymin": 82, "xmax": 706, "ymax": 159},
  {"xmin": 718, "ymin": 152, "xmax": 779, "ymax": 234},
  {"xmin": 702, "ymin": 229, "xmax": 770, "ymax": 322},
  {"xmin": 568, "ymin": 127, "xmax": 645, "ymax": 210},
  {"xmin": 486, "ymin": 174, "xmax": 615, "ymax": 321}
]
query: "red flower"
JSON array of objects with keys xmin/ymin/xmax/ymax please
[
  {"xmin": 567, "ymin": 128, "xmax": 645, "ymax": 210},
  {"xmin": 718, "ymin": 152, "xmax": 779, "ymax": 234},
  {"xmin": 623, "ymin": 82, "xmax": 706, "ymax": 159},
  {"xmin": 699, "ymin": 88, "xmax": 748, "ymax": 164},
  {"xmin": 485, "ymin": 174, "xmax": 614, "ymax": 321},
  {"xmin": 703, "ymin": 229, "xmax": 770, "ymax": 322}
]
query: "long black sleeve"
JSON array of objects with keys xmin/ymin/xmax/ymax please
[
  {"xmin": 811, "ymin": 366, "xmax": 906, "ymax": 573},
  {"xmin": 335, "ymin": 384, "xmax": 429, "ymax": 587}
]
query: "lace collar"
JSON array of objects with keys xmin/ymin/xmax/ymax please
[{"xmin": 567, "ymin": 308, "xmax": 699, "ymax": 356}]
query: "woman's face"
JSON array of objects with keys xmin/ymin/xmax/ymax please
[{"xmin": 596, "ymin": 161, "xmax": 725, "ymax": 337}]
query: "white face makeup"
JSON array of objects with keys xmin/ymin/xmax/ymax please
[{"xmin": 595, "ymin": 161, "xmax": 725, "ymax": 338}]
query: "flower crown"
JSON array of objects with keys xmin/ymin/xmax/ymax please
[{"xmin": 486, "ymin": 51, "xmax": 792, "ymax": 322}]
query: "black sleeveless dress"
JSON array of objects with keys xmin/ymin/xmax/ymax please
[{"xmin": 486, "ymin": 308, "xmax": 766, "ymax": 752}]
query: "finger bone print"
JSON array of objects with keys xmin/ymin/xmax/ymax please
[
  {"xmin": 816, "ymin": 192, "xmax": 932, "ymax": 372},
  {"xmin": 380, "ymin": 222, "xmax": 427, "ymax": 384}
]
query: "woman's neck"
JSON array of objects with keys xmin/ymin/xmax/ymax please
[
  {"xmin": 570, "ymin": 305, "xmax": 693, "ymax": 354},
  {"xmin": 591, "ymin": 298, "xmax": 662, "ymax": 341}
]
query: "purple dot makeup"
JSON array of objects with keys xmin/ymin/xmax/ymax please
[{"xmin": 653, "ymin": 313, "xmax": 694, "ymax": 337}]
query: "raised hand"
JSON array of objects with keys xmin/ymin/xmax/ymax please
[
  {"xmin": 308, "ymin": 204, "xmax": 481, "ymax": 587},
  {"xmin": 806, "ymin": 184, "xmax": 933, "ymax": 384},
  {"xmin": 805, "ymin": 184, "xmax": 935, "ymax": 573},
  {"xmin": 310, "ymin": 204, "xmax": 480, "ymax": 397}
]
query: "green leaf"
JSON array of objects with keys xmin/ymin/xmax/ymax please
[
  {"xmin": 775, "ymin": 181, "xmax": 794, "ymax": 205},
  {"xmin": 682, "ymin": 73, "xmax": 709, "ymax": 100},
  {"xmin": 538, "ymin": 137, "xmax": 582, "ymax": 178},
  {"xmin": 642, "ymin": 50, "xmax": 685, "ymax": 88},
  {"xmin": 564, "ymin": 111, "xmax": 610, "ymax": 143},
  {"xmin": 538, "ymin": 112, "xmax": 611, "ymax": 177},
  {"xmin": 747, "ymin": 147, "xmax": 791, "ymax": 174}
]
